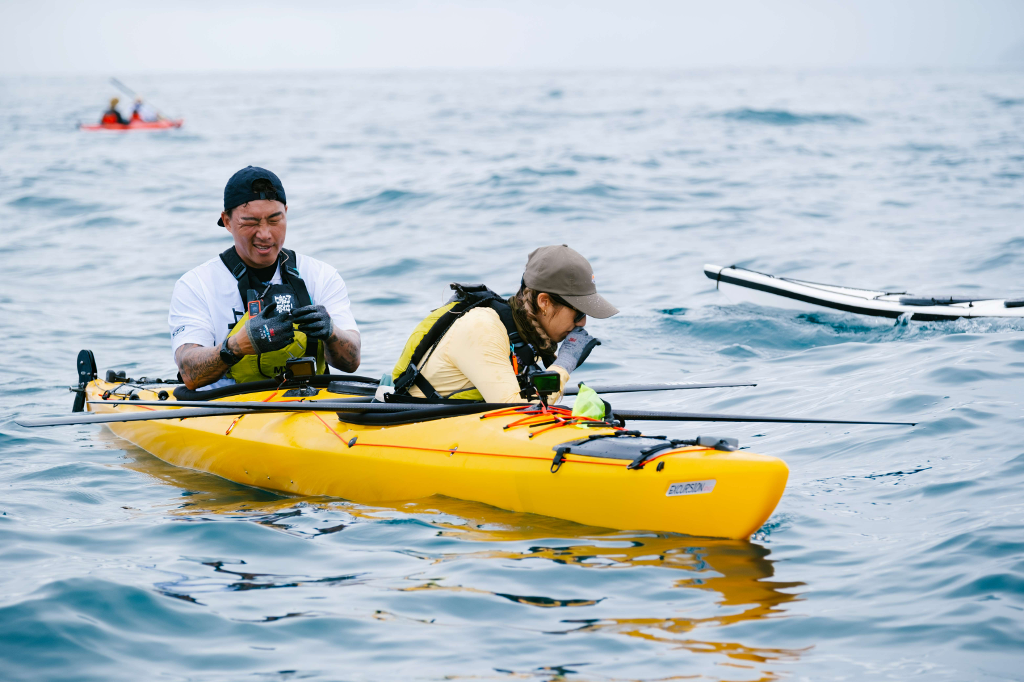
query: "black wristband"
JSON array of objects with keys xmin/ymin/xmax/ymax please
[{"xmin": 219, "ymin": 339, "xmax": 242, "ymax": 367}]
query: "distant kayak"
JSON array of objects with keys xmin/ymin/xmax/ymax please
[
  {"xmin": 704, "ymin": 264, "xmax": 1024, "ymax": 321},
  {"xmin": 80, "ymin": 119, "xmax": 183, "ymax": 131}
]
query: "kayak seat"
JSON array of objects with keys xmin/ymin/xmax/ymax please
[{"xmin": 1005, "ymin": 299, "xmax": 1024, "ymax": 308}]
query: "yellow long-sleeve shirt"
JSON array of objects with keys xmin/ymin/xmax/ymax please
[{"xmin": 408, "ymin": 307, "xmax": 568, "ymax": 403}]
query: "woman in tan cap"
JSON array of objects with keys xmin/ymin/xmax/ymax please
[{"xmin": 390, "ymin": 245, "xmax": 618, "ymax": 403}]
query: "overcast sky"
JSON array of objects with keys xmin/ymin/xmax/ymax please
[{"xmin": 3, "ymin": 0, "xmax": 1023, "ymax": 74}]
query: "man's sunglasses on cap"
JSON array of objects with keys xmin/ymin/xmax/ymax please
[{"xmin": 549, "ymin": 293, "xmax": 586, "ymax": 325}]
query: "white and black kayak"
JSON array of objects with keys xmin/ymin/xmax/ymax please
[{"xmin": 704, "ymin": 264, "xmax": 1024, "ymax": 321}]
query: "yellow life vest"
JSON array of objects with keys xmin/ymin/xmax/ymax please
[
  {"xmin": 225, "ymin": 313, "xmax": 325, "ymax": 383},
  {"xmin": 218, "ymin": 246, "xmax": 326, "ymax": 384},
  {"xmin": 391, "ymin": 283, "xmax": 552, "ymax": 401}
]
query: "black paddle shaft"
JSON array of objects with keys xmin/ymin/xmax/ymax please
[
  {"xmin": 612, "ymin": 409, "xmax": 915, "ymax": 426},
  {"xmin": 16, "ymin": 399, "xmax": 915, "ymax": 428}
]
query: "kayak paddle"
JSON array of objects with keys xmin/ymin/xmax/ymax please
[
  {"xmin": 16, "ymin": 400, "xmax": 914, "ymax": 428},
  {"xmin": 110, "ymin": 77, "xmax": 168, "ymax": 119}
]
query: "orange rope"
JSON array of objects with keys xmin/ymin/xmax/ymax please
[
  {"xmin": 313, "ymin": 412, "xmax": 348, "ymax": 444},
  {"xmin": 347, "ymin": 439, "xmax": 626, "ymax": 467},
  {"xmin": 225, "ymin": 414, "xmax": 244, "ymax": 435}
]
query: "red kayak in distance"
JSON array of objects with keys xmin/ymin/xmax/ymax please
[{"xmin": 80, "ymin": 119, "xmax": 183, "ymax": 131}]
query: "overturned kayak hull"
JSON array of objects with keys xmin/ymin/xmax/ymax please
[
  {"xmin": 705, "ymin": 264, "xmax": 1024, "ymax": 321},
  {"xmin": 85, "ymin": 380, "xmax": 788, "ymax": 540},
  {"xmin": 80, "ymin": 119, "xmax": 183, "ymax": 131}
]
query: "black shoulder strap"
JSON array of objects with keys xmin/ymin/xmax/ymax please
[
  {"xmin": 218, "ymin": 247, "xmax": 313, "ymax": 309},
  {"xmin": 488, "ymin": 299, "xmax": 552, "ymax": 370},
  {"xmin": 278, "ymin": 249, "xmax": 312, "ymax": 308},
  {"xmin": 393, "ymin": 284, "xmax": 495, "ymax": 397},
  {"xmin": 394, "ymin": 284, "xmax": 551, "ymax": 399},
  {"xmin": 278, "ymin": 249, "xmax": 320, "ymax": 367},
  {"xmin": 219, "ymin": 246, "xmax": 250, "ymax": 308}
]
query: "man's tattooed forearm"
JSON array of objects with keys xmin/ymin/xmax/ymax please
[
  {"xmin": 326, "ymin": 330, "xmax": 361, "ymax": 373},
  {"xmin": 175, "ymin": 343, "xmax": 228, "ymax": 389}
]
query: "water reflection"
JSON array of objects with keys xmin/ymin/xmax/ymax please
[{"xmin": 113, "ymin": 435, "xmax": 806, "ymax": 677}]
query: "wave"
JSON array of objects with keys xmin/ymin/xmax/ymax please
[
  {"xmin": 990, "ymin": 96, "xmax": 1024, "ymax": 108},
  {"xmin": 8, "ymin": 195, "xmax": 108, "ymax": 216},
  {"xmin": 336, "ymin": 189, "xmax": 431, "ymax": 213},
  {"xmin": 660, "ymin": 305, "xmax": 1024, "ymax": 356},
  {"xmin": 717, "ymin": 108, "xmax": 866, "ymax": 126}
]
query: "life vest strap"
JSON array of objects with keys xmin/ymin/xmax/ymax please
[
  {"xmin": 217, "ymin": 246, "xmax": 324, "ymax": 376},
  {"xmin": 392, "ymin": 282, "xmax": 549, "ymax": 400},
  {"xmin": 218, "ymin": 247, "xmax": 313, "ymax": 309}
]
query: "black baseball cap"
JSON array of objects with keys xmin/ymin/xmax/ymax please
[{"xmin": 217, "ymin": 166, "xmax": 287, "ymax": 226}]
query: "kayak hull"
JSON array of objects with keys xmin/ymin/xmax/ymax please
[
  {"xmin": 705, "ymin": 264, "xmax": 1024, "ymax": 320},
  {"xmin": 80, "ymin": 119, "xmax": 183, "ymax": 131},
  {"xmin": 86, "ymin": 380, "xmax": 788, "ymax": 540}
]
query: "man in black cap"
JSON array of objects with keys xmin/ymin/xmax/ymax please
[{"xmin": 169, "ymin": 166, "xmax": 361, "ymax": 390}]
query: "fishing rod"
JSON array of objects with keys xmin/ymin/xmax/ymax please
[
  {"xmin": 609, "ymin": 409, "xmax": 915, "ymax": 426},
  {"xmin": 16, "ymin": 399, "xmax": 915, "ymax": 428},
  {"xmin": 564, "ymin": 381, "xmax": 756, "ymax": 395}
]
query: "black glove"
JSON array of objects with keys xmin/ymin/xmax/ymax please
[
  {"xmin": 551, "ymin": 327, "xmax": 601, "ymax": 374},
  {"xmin": 292, "ymin": 304, "xmax": 334, "ymax": 341},
  {"xmin": 246, "ymin": 302, "xmax": 295, "ymax": 353}
]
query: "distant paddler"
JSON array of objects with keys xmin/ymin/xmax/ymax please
[
  {"xmin": 169, "ymin": 166, "xmax": 361, "ymax": 390},
  {"xmin": 100, "ymin": 97, "xmax": 128, "ymax": 125},
  {"xmin": 130, "ymin": 97, "xmax": 161, "ymax": 123},
  {"xmin": 391, "ymin": 245, "xmax": 618, "ymax": 403}
]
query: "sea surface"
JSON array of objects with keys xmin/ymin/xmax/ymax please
[{"xmin": 2, "ymin": 70, "xmax": 1023, "ymax": 681}]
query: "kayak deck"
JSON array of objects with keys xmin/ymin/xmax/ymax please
[
  {"xmin": 705, "ymin": 263, "xmax": 1024, "ymax": 320},
  {"xmin": 86, "ymin": 380, "xmax": 788, "ymax": 540}
]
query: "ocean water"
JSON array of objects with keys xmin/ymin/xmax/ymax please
[{"xmin": 2, "ymin": 70, "xmax": 1023, "ymax": 681}]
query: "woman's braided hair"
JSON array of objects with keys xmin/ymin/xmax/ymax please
[{"xmin": 512, "ymin": 284, "xmax": 555, "ymax": 352}]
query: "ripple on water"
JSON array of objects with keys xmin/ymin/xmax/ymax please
[
  {"xmin": 336, "ymin": 189, "xmax": 433, "ymax": 213},
  {"xmin": 716, "ymin": 108, "xmax": 867, "ymax": 126}
]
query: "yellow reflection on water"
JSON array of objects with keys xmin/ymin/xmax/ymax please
[{"xmin": 112, "ymin": 437, "xmax": 807, "ymax": 680}]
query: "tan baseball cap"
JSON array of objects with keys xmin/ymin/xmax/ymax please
[{"xmin": 523, "ymin": 245, "xmax": 619, "ymax": 319}]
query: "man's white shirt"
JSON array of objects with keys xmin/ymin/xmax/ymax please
[{"xmin": 169, "ymin": 253, "xmax": 358, "ymax": 390}]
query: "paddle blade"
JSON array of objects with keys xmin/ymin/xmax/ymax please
[
  {"xmin": 110, "ymin": 77, "xmax": 136, "ymax": 97},
  {"xmin": 611, "ymin": 409, "xmax": 915, "ymax": 426},
  {"xmin": 564, "ymin": 381, "xmax": 756, "ymax": 395}
]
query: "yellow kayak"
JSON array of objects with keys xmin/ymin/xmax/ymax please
[{"xmin": 80, "ymin": 376, "xmax": 788, "ymax": 540}]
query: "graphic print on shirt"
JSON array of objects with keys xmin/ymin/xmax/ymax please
[{"xmin": 273, "ymin": 293, "xmax": 294, "ymax": 314}]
